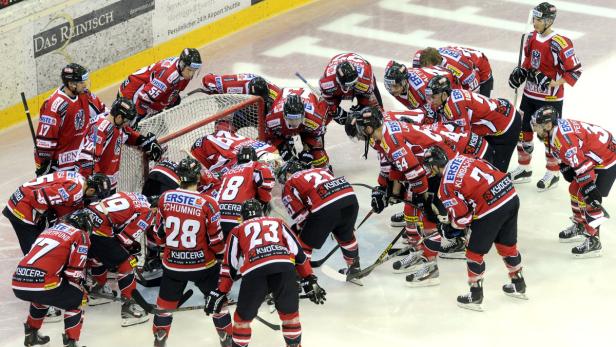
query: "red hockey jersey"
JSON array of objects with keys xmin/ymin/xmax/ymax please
[
  {"xmin": 12, "ymin": 223, "xmax": 89, "ymax": 291},
  {"xmin": 6, "ymin": 172, "xmax": 85, "ymax": 225},
  {"xmin": 217, "ymin": 161, "xmax": 274, "ymax": 224},
  {"xmin": 119, "ymin": 57, "xmax": 190, "ymax": 117},
  {"xmin": 522, "ymin": 31, "xmax": 582, "ymax": 101},
  {"xmin": 201, "ymin": 73, "xmax": 281, "ymax": 105},
  {"xmin": 447, "ymin": 46, "xmax": 492, "ymax": 83},
  {"xmin": 35, "ymin": 88, "xmax": 105, "ymax": 170},
  {"xmin": 157, "ymin": 189, "xmax": 224, "ymax": 272},
  {"xmin": 282, "ymin": 168, "xmax": 355, "ymax": 225},
  {"xmin": 438, "ymin": 155, "xmax": 517, "ymax": 228},
  {"xmin": 548, "ymin": 119, "xmax": 616, "ymax": 184},
  {"xmin": 443, "ymin": 89, "xmax": 516, "ymax": 136},
  {"xmin": 218, "ymin": 216, "xmax": 311, "ymax": 292},
  {"xmin": 265, "ymin": 88, "xmax": 327, "ymax": 148}
]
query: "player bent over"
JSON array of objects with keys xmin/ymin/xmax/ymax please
[
  {"xmin": 205, "ymin": 199, "xmax": 326, "ymax": 347},
  {"xmin": 152, "ymin": 158, "xmax": 231, "ymax": 347},
  {"xmin": 425, "ymin": 147, "xmax": 527, "ymax": 311},
  {"xmin": 12, "ymin": 209, "xmax": 99, "ymax": 347},
  {"xmin": 531, "ymin": 107, "xmax": 615, "ymax": 257}
]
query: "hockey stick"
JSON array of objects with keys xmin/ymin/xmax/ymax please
[
  {"xmin": 294, "ymin": 72, "xmax": 323, "ymax": 100},
  {"xmin": 21, "ymin": 92, "xmax": 41, "ymax": 159},
  {"xmin": 346, "ymin": 227, "xmax": 410, "ymax": 281},
  {"xmin": 186, "ymin": 88, "xmax": 208, "ymax": 97},
  {"xmin": 513, "ymin": 10, "xmax": 533, "ymax": 108},
  {"xmin": 309, "ymin": 209, "xmax": 374, "ymax": 268},
  {"xmin": 129, "ymin": 289, "xmax": 194, "ymax": 314}
]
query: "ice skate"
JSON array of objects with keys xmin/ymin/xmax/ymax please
[
  {"xmin": 405, "ymin": 261, "xmax": 439, "ymax": 287},
  {"xmin": 559, "ymin": 220, "xmax": 584, "ymax": 243},
  {"xmin": 24, "ymin": 323, "xmax": 50, "ymax": 346},
  {"xmin": 439, "ymin": 237, "xmax": 466, "ymax": 259},
  {"xmin": 62, "ymin": 333, "xmax": 85, "ymax": 347},
  {"xmin": 153, "ymin": 329, "xmax": 168, "ymax": 347},
  {"xmin": 87, "ymin": 282, "xmax": 118, "ymax": 306},
  {"xmin": 390, "ymin": 212, "xmax": 405, "ymax": 227},
  {"xmin": 457, "ymin": 281, "xmax": 484, "ymax": 311},
  {"xmin": 392, "ymin": 252, "xmax": 425, "ymax": 274},
  {"xmin": 572, "ymin": 235, "xmax": 602, "ymax": 258},
  {"xmin": 509, "ymin": 166, "xmax": 532, "ymax": 184},
  {"xmin": 121, "ymin": 298, "xmax": 149, "ymax": 327},
  {"xmin": 43, "ymin": 307, "xmax": 62, "ymax": 323},
  {"xmin": 339, "ymin": 257, "xmax": 363, "ymax": 286},
  {"xmin": 536, "ymin": 171, "xmax": 559, "ymax": 192},
  {"xmin": 502, "ymin": 273, "xmax": 528, "ymax": 300}
]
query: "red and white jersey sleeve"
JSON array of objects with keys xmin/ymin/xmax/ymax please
[
  {"xmin": 218, "ymin": 216, "xmax": 311, "ymax": 292},
  {"xmin": 405, "ymin": 65, "xmax": 462, "ymax": 109},
  {"xmin": 282, "ymin": 168, "xmax": 355, "ymax": 224},
  {"xmin": 201, "ymin": 73, "xmax": 282, "ymax": 99},
  {"xmin": 36, "ymin": 88, "xmax": 105, "ymax": 169},
  {"xmin": 217, "ymin": 161, "xmax": 274, "ymax": 223},
  {"xmin": 522, "ymin": 31, "xmax": 582, "ymax": 101},
  {"xmin": 12, "ymin": 223, "xmax": 89, "ymax": 291},
  {"xmin": 157, "ymin": 189, "xmax": 224, "ymax": 272},
  {"xmin": 6, "ymin": 172, "xmax": 85, "ymax": 225},
  {"xmin": 198, "ymin": 168, "xmax": 222, "ymax": 199},
  {"xmin": 438, "ymin": 155, "xmax": 517, "ymax": 228},
  {"xmin": 89, "ymin": 192, "xmax": 154, "ymax": 245},
  {"xmin": 548, "ymin": 119, "xmax": 616, "ymax": 184},
  {"xmin": 437, "ymin": 47, "xmax": 480, "ymax": 92},
  {"xmin": 119, "ymin": 57, "xmax": 189, "ymax": 116},
  {"xmin": 443, "ymin": 89, "xmax": 516, "ymax": 136},
  {"xmin": 448, "ymin": 46, "xmax": 492, "ymax": 83},
  {"xmin": 425, "ymin": 122, "xmax": 490, "ymax": 159}
]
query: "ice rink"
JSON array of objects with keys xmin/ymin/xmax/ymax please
[{"xmin": 1, "ymin": 0, "xmax": 616, "ymax": 346}]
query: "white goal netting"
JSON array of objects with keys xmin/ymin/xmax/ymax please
[{"xmin": 118, "ymin": 93, "xmax": 264, "ymax": 193}]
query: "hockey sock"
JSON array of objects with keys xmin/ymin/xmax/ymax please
[
  {"xmin": 232, "ymin": 312, "xmax": 252, "ymax": 347},
  {"xmin": 422, "ymin": 232, "xmax": 442, "ymax": 258},
  {"xmin": 516, "ymin": 131, "xmax": 533, "ymax": 165},
  {"xmin": 495, "ymin": 243, "xmax": 522, "ymax": 275},
  {"xmin": 545, "ymin": 149, "xmax": 560, "ymax": 171},
  {"xmin": 212, "ymin": 309, "xmax": 233, "ymax": 336},
  {"xmin": 465, "ymin": 250, "xmax": 485, "ymax": 283},
  {"xmin": 569, "ymin": 188, "xmax": 585, "ymax": 224},
  {"xmin": 279, "ymin": 312, "xmax": 302, "ymax": 346},
  {"xmin": 337, "ymin": 236, "xmax": 359, "ymax": 266},
  {"xmin": 26, "ymin": 303, "xmax": 48, "ymax": 329},
  {"xmin": 90, "ymin": 263, "xmax": 108, "ymax": 287},
  {"xmin": 152, "ymin": 313, "xmax": 173, "ymax": 335},
  {"xmin": 117, "ymin": 260, "xmax": 136, "ymax": 299},
  {"xmin": 63, "ymin": 309, "xmax": 83, "ymax": 341}
]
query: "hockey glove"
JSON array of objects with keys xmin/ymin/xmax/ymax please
[
  {"xmin": 332, "ymin": 107, "xmax": 348, "ymax": 125},
  {"xmin": 581, "ymin": 182, "xmax": 602, "ymax": 208},
  {"xmin": 278, "ymin": 141, "xmax": 297, "ymax": 162},
  {"xmin": 35, "ymin": 159, "xmax": 55, "ymax": 177},
  {"xmin": 508, "ymin": 67, "xmax": 527, "ymax": 89},
  {"xmin": 137, "ymin": 132, "xmax": 163, "ymax": 161},
  {"xmin": 438, "ymin": 223, "xmax": 464, "ymax": 239},
  {"xmin": 261, "ymin": 201, "xmax": 272, "ymax": 216},
  {"xmin": 409, "ymin": 192, "xmax": 427, "ymax": 209},
  {"xmin": 204, "ymin": 289, "xmax": 227, "ymax": 315},
  {"xmin": 371, "ymin": 186, "xmax": 388, "ymax": 214},
  {"xmin": 559, "ymin": 163, "xmax": 575, "ymax": 183},
  {"xmin": 344, "ymin": 114, "xmax": 358, "ymax": 138},
  {"xmin": 528, "ymin": 69, "xmax": 551, "ymax": 90},
  {"xmin": 126, "ymin": 241, "xmax": 142, "ymax": 257},
  {"xmin": 36, "ymin": 209, "xmax": 58, "ymax": 230},
  {"xmin": 298, "ymin": 150, "xmax": 314, "ymax": 166},
  {"xmin": 301, "ymin": 275, "xmax": 326, "ymax": 305}
]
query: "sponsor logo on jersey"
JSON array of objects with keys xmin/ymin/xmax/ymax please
[
  {"xmin": 564, "ymin": 48, "xmax": 575, "ymax": 59},
  {"xmin": 77, "ymin": 245, "xmax": 88, "ymax": 254},
  {"xmin": 267, "ymin": 118, "xmax": 281, "ymax": 128},
  {"xmin": 439, "ymin": 48, "xmax": 461, "ymax": 61},
  {"xmin": 444, "ymin": 156, "xmax": 464, "ymax": 183},
  {"xmin": 74, "ymin": 110, "xmax": 85, "ymax": 130},
  {"xmin": 406, "ymin": 92, "xmax": 420, "ymax": 108},
  {"xmin": 114, "ymin": 136, "xmax": 122, "ymax": 155},
  {"xmin": 408, "ymin": 72, "xmax": 424, "ymax": 90},
  {"xmin": 564, "ymin": 147, "xmax": 577, "ymax": 159},
  {"xmin": 211, "ymin": 211, "xmax": 220, "ymax": 222},
  {"xmin": 443, "ymin": 198, "xmax": 457, "ymax": 208},
  {"xmin": 378, "ymin": 138, "xmax": 389, "ymax": 152},
  {"xmin": 50, "ymin": 98, "xmax": 64, "ymax": 113},
  {"xmin": 268, "ymin": 88, "xmax": 279, "ymax": 100},
  {"xmin": 166, "ymin": 70, "xmax": 180, "ymax": 84},
  {"xmin": 443, "ymin": 104, "xmax": 454, "ymax": 119},
  {"xmin": 39, "ymin": 115, "xmax": 56, "ymax": 125},
  {"xmin": 320, "ymin": 80, "xmax": 335, "ymax": 90},
  {"xmin": 552, "ymin": 35, "xmax": 568, "ymax": 49},
  {"xmin": 58, "ymin": 188, "xmax": 70, "ymax": 201},
  {"xmin": 152, "ymin": 79, "xmax": 167, "ymax": 92},
  {"xmin": 36, "ymin": 139, "xmax": 53, "ymax": 148},
  {"xmin": 164, "ymin": 192, "xmax": 200, "ymax": 205},
  {"xmin": 355, "ymin": 82, "xmax": 369, "ymax": 92},
  {"xmin": 462, "ymin": 72, "xmax": 476, "ymax": 85},
  {"xmin": 445, "ymin": 64, "xmax": 463, "ymax": 78},
  {"xmin": 483, "ymin": 175, "xmax": 513, "ymax": 205},
  {"xmin": 59, "ymin": 150, "xmax": 79, "ymax": 165},
  {"xmin": 450, "ymin": 90, "xmax": 464, "ymax": 102},
  {"xmin": 137, "ymin": 220, "xmax": 149, "ymax": 230},
  {"xmin": 304, "ymin": 103, "xmax": 314, "ymax": 113},
  {"xmin": 303, "ymin": 118, "xmax": 319, "ymax": 130},
  {"xmin": 392, "ymin": 147, "xmax": 407, "ymax": 161},
  {"xmin": 215, "ymin": 77, "xmax": 224, "ymax": 93},
  {"xmin": 226, "ymin": 87, "xmax": 244, "ymax": 94},
  {"xmin": 560, "ymin": 120, "xmax": 573, "ymax": 134},
  {"xmin": 531, "ymin": 50, "xmax": 541, "ymax": 69},
  {"xmin": 386, "ymin": 122, "xmax": 401, "ymax": 134},
  {"xmin": 237, "ymin": 73, "xmax": 255, "ymax": 81}
]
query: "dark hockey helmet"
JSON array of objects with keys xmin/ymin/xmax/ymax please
[
  {"xmin": 283, "ymin": 94, "xmax": 305, "ymax": 129},
  {"xmin": 86, "ymin": 173, "xmax": 111, "ymax": 199},
  {"xmin": 176, "ymin": 157, "xmax": 202, "ymax": 184},
  {"xmin": 61, "ymin": 63, "xmax": 89, "ymax": 85},
  {"xmin": 237, "ymin": 146, "xmax": 257, "ymax": 164},
  {"xmin": 336, "ymin": 61, "xmax": 359, "ymax": 92},
  {"xmin": 179, "ymin": 48, "xmax": 202, "ymax": 70},
  {"xmin": 247, "ymin": 76, "xmax": 269, "ymax": 100},
  {"xmin": 354, "ymin": 106, "xmax": 383, "ymax": 136},
  {"xmin": 241, "ymin": 198, "xmax": 264, "ymax": 221},
  {"xmin": 533, "ymin": 2, "xmax": 557, "ymax": 21},
  {"xmin": 531, "ymin": 105, "xmax": 559, "ymax": 126},
  {"xmin": 66, "ymin": 209, "xmax": 98, "ymax": 234},
  {"xmin": 425, "ymin": 75, "xmax": 451, "ymax": 97},
  {"xmin": 276, "ymin": 159, "xmax": 310, "ymax": 184},
  {"xmin": 147, "ymin": 195, "xmax": 160, "ymax": 208},
  {"xmin": 423, "ymin": 146, "xmax": 449, "ymax": 169},
  {"xmin": 110, "ymin": 97, "xmax": 137, "ymax": 121},
  {"xmin": 384, "ymin": 61, "xmax": 408, "ymax": 92}
]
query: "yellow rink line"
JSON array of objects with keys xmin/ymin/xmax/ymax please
[{"xmin": 0, "ymin": 0, "xmax": 313, "ymax": 131}]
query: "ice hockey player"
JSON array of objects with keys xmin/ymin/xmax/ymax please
[
  {"xmin": 318, "ymin": 52, "xmax": 383, "ymax": 125},
  {"xmin": 530, "ymin": 107, "xmax": 615, "ymax": 257},
  {"xmin": 152, "ymin": 157, "xmax": 231, "ymax": 347},
  {"xmin": 34, "ymin": 63, "xmax": 106, "ymax": 176},
  {"xmin": 142, "ymin": 159, "xmax": 180, "ymax": 197},
  {"xmin": 265, "ymin": 89, "xmax": 330, "ymax": 168},
  {"xmin": 200, "ymin": 73, "xmax": 281, "ymax": 115},
  {"xmin": 415, "ymin": 47, "xmax": 480, "ymax": 93},
  {"xmin": 508, "ymin": 2, "xmax": 582, "ymax": 191},
  {"xmin": 205, "ymin": 199, "xmax": 326, "ymax": 347},
  {"xmin": 86, "ymin": 191, "xmax": 157, "ymax": 326},
  {"xmin": 425, "ymin": 146, "xmax": 526, "ymax": 311},
  {"xmin": 279, "ymin": 159, "xmax": 361, "ymax": 278},
  {"xmin": 217, "ymin": 146, "xmax": 275, "ymax": 236},
  {"xmin": 425, "ymin": 75, "xmax": 521, "ymax": 172},
  {"xmin": 12, "ymin": 209, "xmax": 99, "ymax": 347},
  {"xmin": 118, "ymin": 48, "xmax": 202, "ymax": 124},
  {"xmin": 78, "ymin": 97, "xmax": 163, "ymax": 192},
  {"xmin": 2, "ymin": 171, "xmax": 110, "ymax": 255}
]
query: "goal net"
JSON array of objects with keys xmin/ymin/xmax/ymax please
[{"xmin": 118, "ymin": 93, "xmax": 265, "ymax": 193}]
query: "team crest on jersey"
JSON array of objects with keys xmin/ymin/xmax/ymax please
[
  {"xmin": 531, "ymin": 50, "xmax": 541, "ymax": 69},
  {"xmin": 552, "ymin": 35, "xmax": 568, "ymax": 49},
  {"xmin": 445, "ymin": 64, "xmax": 463, "ymax": 78},
  {"xmin": 74, "ymin": 110, "xmax": 85, "ymax": 130},
  {"xmin": 39, "ymin": 115, "xmax": 56, "ymax": 125}
]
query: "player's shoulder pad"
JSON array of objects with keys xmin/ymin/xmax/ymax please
[
  {"xmin": 550, "ymin": 34, "xmax": 570, "ymax": 51},
  {"xmin": 319, "ymin": 76, "xmax": 337, "ymax": 94},
  {"xmin": 449, "ymin": 89, "xmax": 468, "ymax": 103},
  {"xmin": 165, "ymin": 69, "xmax": 181, "ymax": 84},
  {"xmin": 97, "ymin": 118, "xmax": 114, "ymax": 133}
]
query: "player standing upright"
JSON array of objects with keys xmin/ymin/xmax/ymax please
[
  {"xmin": 508, "ymin": 2, "xmax": 582, "ymax": 191},
  {"xmin": 319, "ymin": 52, "xmax": 383, "ymax": 125},
  {"xmin": 530, "ymin": 107, "xmax": 615, "ymax": 257},
  {"xmin": 152, "ymin": 157, "xmax": 231, "ymax": 347},
  {"xmin": 34, "ymin": 63, "xmax": 106, "ymax": 176},
  {"xmin": 118, "ymin": 48, "xmax": 202, "ymax": 124}
]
